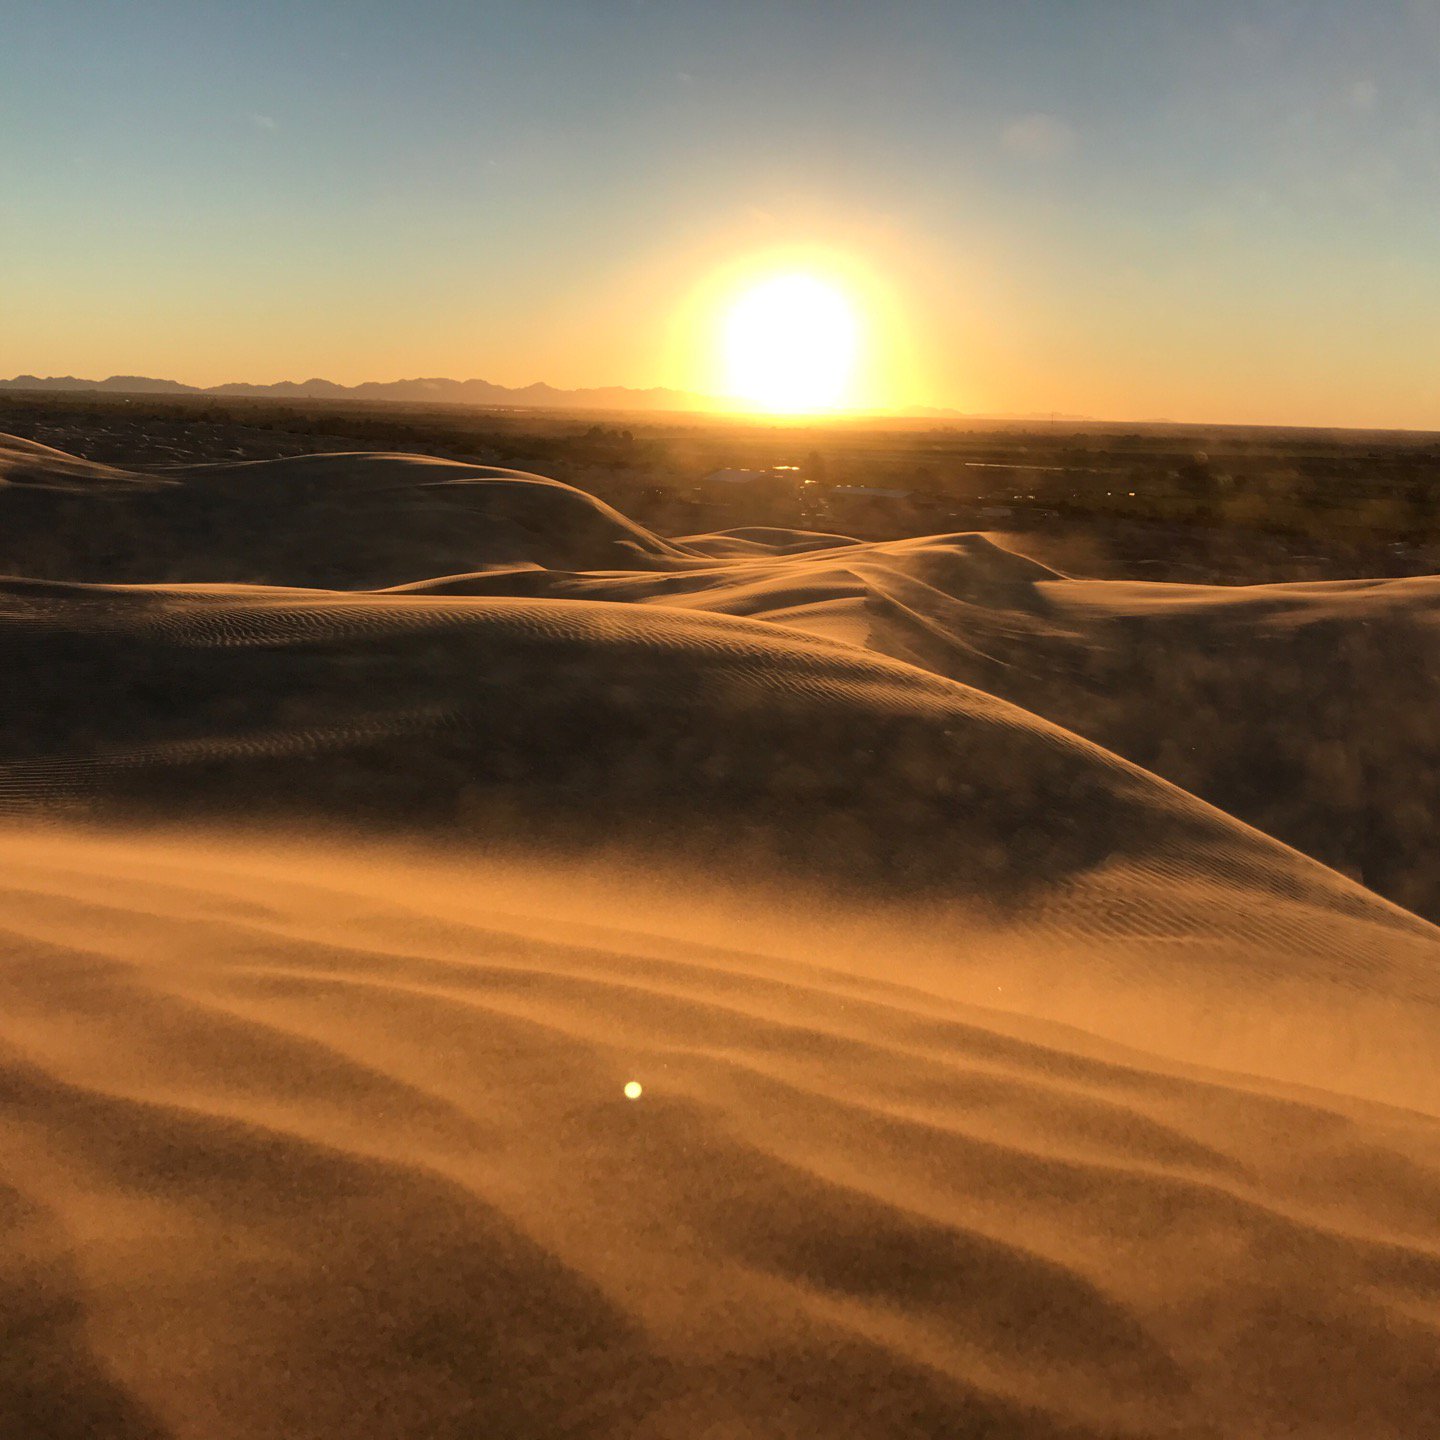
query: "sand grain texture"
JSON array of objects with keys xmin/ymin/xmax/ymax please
[{"xmin": 2, "ymin": 436, "xmax": 1439, "ymax": 1438}]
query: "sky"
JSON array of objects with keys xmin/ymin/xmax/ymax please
[{"xmin": 3, "ymin": 0, "xmax": 1438, "ymax": 426}]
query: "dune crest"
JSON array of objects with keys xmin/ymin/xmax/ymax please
[{"xmin": 3, "ymin": 437, "xmax": 1439, "ymax": 1436}]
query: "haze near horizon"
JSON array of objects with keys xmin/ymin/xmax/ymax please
[{"xmin": 4, "ymin": 1, "xmax": 1439, "ymax": 425}]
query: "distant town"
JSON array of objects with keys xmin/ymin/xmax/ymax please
[{"xmin": 3, "ymin": 385, "xmax": 1437, "ymax": 585}]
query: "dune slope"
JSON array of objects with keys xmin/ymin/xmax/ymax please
[
  {"xmin": 4, "ymin": 831, "xmax": 1440, "ymax": 1440},
  {"xmin": 2, "ymin": 437, "xmax": 1439, "ymax": 1438}
]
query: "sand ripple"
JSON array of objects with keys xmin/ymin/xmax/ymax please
[{"xmin": 4, "ymin": 439, "xmax": 1440, "ymax": 1436}]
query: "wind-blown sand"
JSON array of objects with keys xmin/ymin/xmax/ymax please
[{"xmin": 3, "ymin": 435, "xmax": 1439, "ymax": 1437}]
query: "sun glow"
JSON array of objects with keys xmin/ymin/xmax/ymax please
[{"xmin": 722, "ymin": 273, "xmax": 858, "ymax": 414}]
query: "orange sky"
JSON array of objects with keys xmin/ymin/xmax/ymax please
[{"xmin": 4, "ymin": 3, "xmax": 1438, "ymax": 426}]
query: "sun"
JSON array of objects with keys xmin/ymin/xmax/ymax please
[{"xmin": 722, "ymin": 273, "xmax": 858, "ymax": 414}]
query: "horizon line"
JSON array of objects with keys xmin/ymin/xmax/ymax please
[{"xmin": 2, "ymin": 372, "xmax": 1439, "ymax": 437}]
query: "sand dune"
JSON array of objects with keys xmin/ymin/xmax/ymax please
[
  {"xmin": 12, "ymin": 416, "xmax": 1419, "ymax": 913},
  {"xmin": 0, "ymin": 439, "xmax": 693, "ymax": 585},
  {"xmin": 4, "ymin": 831, "xmax": 1440, "ymax": 1439},
  {"xmin": 3, "ymin": 436, "xmax": 1440, "ymax": 1437}
]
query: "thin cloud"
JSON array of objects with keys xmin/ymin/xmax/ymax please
[
  {"xmin": 1001, "ymin": 112, "xmax": 1077, "ymax": 161},
  {"xmin": 248, "ymin": 113, "xmax": 278, "ymax": 131}
]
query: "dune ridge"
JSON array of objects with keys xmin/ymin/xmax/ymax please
[
  {"xmin": 2, "ymin": 435, "xmax": 1439, "ymax": 1437},
  {"xmin": 5, "ymin": 432, "xmax": 1434, "ymax": 916}
]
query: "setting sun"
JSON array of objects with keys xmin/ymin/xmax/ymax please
[{"xmin": 722, "ymin": 273, "xmax": 858, "ymax": 414}]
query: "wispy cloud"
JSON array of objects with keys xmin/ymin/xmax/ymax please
[
  {"xmin": 1001, "ymin": 112, "xmax": 1076, "ymax": 162},
  {"xmin": 248, "ymin": 113, "xmax": 278, "ymax": 131}
]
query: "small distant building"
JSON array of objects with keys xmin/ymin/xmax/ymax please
[
  {"xmin": 695, "ymin": 467, "xmax": 803, "ymax": 525},
  {"xmin": 702, "ymin": 468, "xmax": 772, "ymax": 487},
  {"xmin": 828, "ymin": 486, "xmax": 913, "ymax": 502},
  {"xmin": 822, "ymin": 484, "xmax": 923, "ymax": 536}
]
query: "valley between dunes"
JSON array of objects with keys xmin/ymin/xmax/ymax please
[{"xmin": 2, "ymin": 435, "xmax": 1438, "ymax": 1438}]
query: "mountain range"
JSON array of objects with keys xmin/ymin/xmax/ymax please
[
  {"xmin": 0, "ymin": 373, "xmax": 1087, "ymax": 423},
  {"xmin": 0, "ymin": 373, "xmax": 708, "ymax": 412}
]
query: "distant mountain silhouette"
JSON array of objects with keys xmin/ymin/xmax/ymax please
[
  {"xmin": 1, "ymin": 374, "xmax": 200, "ymax": 395},
  {"xmin": 0, "ymin": 373, "xmax": 708, "ymax": 412}
]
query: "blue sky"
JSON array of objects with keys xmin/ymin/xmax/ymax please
[{"xmin": 3, "ymin": 0, "xmax": 1438, "ymax": 423}]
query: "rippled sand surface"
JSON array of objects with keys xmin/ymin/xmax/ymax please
[{"xmin": 3, "ymin": 436, "xmax": 1439, "ymax": 1438}]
